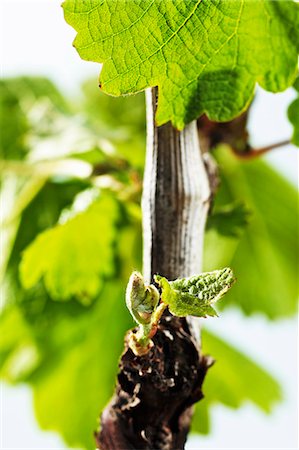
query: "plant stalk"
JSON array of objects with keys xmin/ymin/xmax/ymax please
[{"xmin": 96, "ymin": 88, "xmax": 214, "ymax": 450}]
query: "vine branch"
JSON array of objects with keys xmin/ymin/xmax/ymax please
[{"xmin": 96, "ymin": 88, "xmax": 215, "ymax": 450}]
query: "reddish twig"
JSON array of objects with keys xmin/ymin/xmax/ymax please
[{"xmin": 232, "ymin": 139, "xmax": 291, "ymax": 160}]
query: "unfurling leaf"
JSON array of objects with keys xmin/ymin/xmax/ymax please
[
  {"xmin": 125, "ymin": 271, "xmax": 159, "ymax": 325},
  {"xmin": 125, "ymin": 269, "xmax": 234, "ymax": 355},
  {"xmin": 154, "ymin": 268, "xmax": 235, "ymax": 318},
  {"xmin": 125, "ymin": 271, "xmax": 164, "ymax": 355}
]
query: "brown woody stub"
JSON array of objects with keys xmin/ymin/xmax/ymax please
[{"xmin": 96, "ymin": 315, "xmax": 213, "ymax": 450}]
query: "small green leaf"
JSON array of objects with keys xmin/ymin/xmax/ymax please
[
  {"xmin": 155, "ymin": 268, "xmax": 235, "ymax": 318},
  {"xmin": 125, "ymin": 271, "xmax": 159, "ymax": 325}
]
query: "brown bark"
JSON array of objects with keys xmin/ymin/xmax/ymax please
[
  {"xmin": 96, "ymin": 321, "xmax": 212, "ymax": 450},
  {"xmin": 96, "ymin": 89, "xmax": 214, "ymax": 450}
]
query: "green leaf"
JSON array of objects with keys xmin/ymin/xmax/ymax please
[
  {"xmin": 10, "ymin": 181, "xmax": 89, "ymax": 262},
  {"xmin": 204, "ymin": 147, "xmax": 298, "ymax": 318},
  {"xmin": 207, "ymin": 202, "xmax": 251, "ymax": 237},
  {"xmin": 1, "ymin": 73, "xmax": 292, "ymax": 448},
  {"xmin": 155, "ymin": 268, "xmax": 235, "ymax": 317},
  {"xmin": 63, "ymin": 0, "xmax": 299, "ymax": 129},
  {"xmin": 0, "ymin": 86, "xmax": 139, "ymax": 445},
  {"xmin": 0, "ymin": 280, "xmax": 133, "ymax": 450},
  {"xmin": 0, "ymin": 77, "xmax": 68, "ymax": 160},
  {"xmin": 288, "ymin": 76, "xmax": 299, "ymax": 146},
  {"xmin": 192, "ymin": 329, "xmax": 281, "ymax": 434},
  {"xmin": 125, "ymin": 271, "xmax": 160, "ymax": 325},
  {"xmin": 1, "ymin": 179, "xmax": 89, "ymax": 314},
  {"xmin": 31, "ymin": 281, "xmax": 132, "ymax": 450},
  {"xmin": 81, "ymin": 80, "xmax": 146, "ymax": 168},
  {"xmin": 20, "ymin": 194, "xmax": 119, "ymax": 302},
  {"xmin": 0, "ymin": 307, "xmax": 41, "ymax": 382},
  {"xmin": 191, "ymin": 398, "xmax": 210, "ymax": 435}
]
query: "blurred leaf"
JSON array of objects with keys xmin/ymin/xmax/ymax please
[
  {"xmin": 20, "ymin": 194, "xmax": 119, "ymax": 302},
  {"xmin": 192, "ymin": 329, "xmax": 281, "ymax": 434},
  {"xmin": 31, "ymin": 281, "xmax": 132, "ymax": 450},
  {"xmin": 0, "ymin": 76, "xmax": 141, "ymax": 449},
  {"xmin": 191, "ymin": 398, "xmax": 210, "ymax": 435},
  {"xmin": 207, "ymin": 202, "xmax": 251, "ymax": 237},
  {"xmin": 288, "ymin": 76, "xmax": 299, "ymax": 146},
  {"xmin": 11, "ymin": 181, "xmax": 89, "ymax": 262},
  {"xmin": 0, "ymin": 83, "xmax": 28, "ymax": 160},
  {"xmin": 203, "ymin": 329, "xmax": 281, "ymax": 410},
  {"xmin": 0, "ymin": 280, "xmax": 133, "ymax": 449},
  {"xmin": 0, "ymin": 307, "xmax": 41, "ymax": 382},
  {"xmin": 82, "ymin": 80, "xmax": 145, "ymax": 134},
  {"xmin": 0, "ymin": 77, "xmax": 68, "ymax": 160},
  {"xmin": 1, "ymin": 74, "xmax": 296, "ymax": 449},
  {"xmin": 81, "ymin": 80, "xmax": 146, "ymax": 168},
  {"xmin": 0, "ymin": 76, "xmax": 96, "ymax": 285},
  {"xmin": 3, "ymin": 180, "xmax": 89, "ymax": 306},
  {"xmin": 204, "ymin": 147, "xmax": 298, "ymax": 318}
]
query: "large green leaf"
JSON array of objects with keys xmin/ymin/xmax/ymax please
[
  {"xmin": 204, "ymin": 147, "xmax": 298, "ymax": 318},
  {"xmin": 192, "ymin": 329, "xmax": 281, "ymax": 434},
  {"xmin": 20, "ymin": 194, "xmax": 119, "ymax": 302},
  {"xmin": 63, "ymin": 0, "xmax": 299, "ymax": 129}
]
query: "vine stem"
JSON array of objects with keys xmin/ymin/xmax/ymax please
[
  {"xmin": 97, "ymin": 88, "xmax": 214, "ymax": 450},
  {"xmin": 142, "ymin": 88, "xmax": 211, "ymax": 283}
]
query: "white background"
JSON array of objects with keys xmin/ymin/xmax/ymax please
[{"xmin": 1, "ymin": 1, "xmax": 298, "ymax": 449}]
